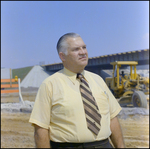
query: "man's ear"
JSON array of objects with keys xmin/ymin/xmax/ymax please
[{"xmin": 59, "ymin": 52, "xmax": 66, "ymax": 62}]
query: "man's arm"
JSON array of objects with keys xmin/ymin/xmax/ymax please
[
  {"xmin": 110, "ymin": 116, "xmax": 125, "ymax": 148},
  {"xmin": 34, "ymin": 124, "xmax": 50, "ymax": 148}
]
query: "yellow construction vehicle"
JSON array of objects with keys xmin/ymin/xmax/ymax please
[{"xmin": 105, "ymin": 61, "xmax": 149, "ymax": 108}]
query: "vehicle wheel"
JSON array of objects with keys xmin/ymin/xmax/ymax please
[{"xmin": 132, "ymin": 91, "xmax": 147, "ymax": 108}]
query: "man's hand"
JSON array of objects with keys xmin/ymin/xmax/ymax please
[
  {"xmin": 110, "ymin": 116, "xmax": 125, "ymax": 148},
  {"xmin": 34, "ymin": 124, "xmax": 50, "ymax": 148}
]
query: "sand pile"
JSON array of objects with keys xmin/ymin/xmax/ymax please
[{"xmin": 21, "ymin": 65, "xmax": 51, "ymax": 88}]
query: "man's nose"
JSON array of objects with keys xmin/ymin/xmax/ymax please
[{"xmin": 79, "ymin": 47, "xmax": 86, "ymax": 54}]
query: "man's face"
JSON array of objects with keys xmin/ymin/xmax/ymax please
[{"xmin": 61, "ymin": 37, "xmax": 88, "ymax": 73}]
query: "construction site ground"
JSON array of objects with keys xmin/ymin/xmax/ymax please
[{"xmin": 1, "ymin": 92, "xmax": 149, "ymax": 148}]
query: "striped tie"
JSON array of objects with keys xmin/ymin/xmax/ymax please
[{"xmin": 77, "ymin": 73, "xmax": 101, "ymax": 135}]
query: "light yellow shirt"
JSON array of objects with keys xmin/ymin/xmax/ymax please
[{"xmin": 29, "ymin": 67, "xmax": 122, "ymax": 143}]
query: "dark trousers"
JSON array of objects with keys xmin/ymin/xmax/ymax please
[{"xmin": 50, "ymin": 138, "xmax": 113, "ymax": 148}]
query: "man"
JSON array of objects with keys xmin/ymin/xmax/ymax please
[
  {"xmin": 29, "ymin": 33, "xmax": 125, "ymax": 148},
  {"xmin": 121, "ymin": 71, "xmax": 125, "ymax": 77}
]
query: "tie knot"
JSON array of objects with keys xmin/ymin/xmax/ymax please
[{"xmin": 77, "ymin": 73, "xmax": 84, "ymax": 80}]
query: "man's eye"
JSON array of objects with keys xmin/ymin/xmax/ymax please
[
  {"xmin": 74, "ymin": 48, "xmax": 79, "ymax": 51},
  {"xmin": 83, "ymin": 46, "xmax": 86, "ymax": 49}
]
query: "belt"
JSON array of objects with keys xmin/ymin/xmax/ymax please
[{"xmin": 50, "ymin": 138, "xmax": 109, "ymax": 148}]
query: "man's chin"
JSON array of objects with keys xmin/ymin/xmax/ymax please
[{"xmin": 79, "ymin": 61, "xmax": 88, "ymax": 67}]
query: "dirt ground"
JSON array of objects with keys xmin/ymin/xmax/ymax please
[{"xmin": 1, "ymin": 93, "xmax": 149, "ymax": 148}]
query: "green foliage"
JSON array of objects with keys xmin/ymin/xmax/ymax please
[{"xmin": 12, "ymin": 66, "xmax": 33, "ymax": 82}]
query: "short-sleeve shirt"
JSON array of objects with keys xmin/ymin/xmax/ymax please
[{"xmin": 29, "ymin": 67, "xmax": 122, "ymax": 143}]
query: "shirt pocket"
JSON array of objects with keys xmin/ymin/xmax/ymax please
[{"xmin": 94, "ymin": 91, "xmax": 110, "ymax": 115}]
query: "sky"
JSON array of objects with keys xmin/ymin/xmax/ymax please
[{"xmin": 1, "ymin": 1, "xmax": 149, "ymax": 69}]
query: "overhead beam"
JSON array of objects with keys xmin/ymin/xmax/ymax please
[{"xmin": 43, "ymin": 49, "xmax": 149, "ymax": 72}]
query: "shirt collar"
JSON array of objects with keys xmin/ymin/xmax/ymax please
[{"xmin": 63, "ymin": 67, "xmax": 85, "ymax": 84}]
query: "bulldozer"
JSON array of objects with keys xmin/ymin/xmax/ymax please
[{"xmin": 105, "ymin": 61, "xmax": 149, "ymax": 108}]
